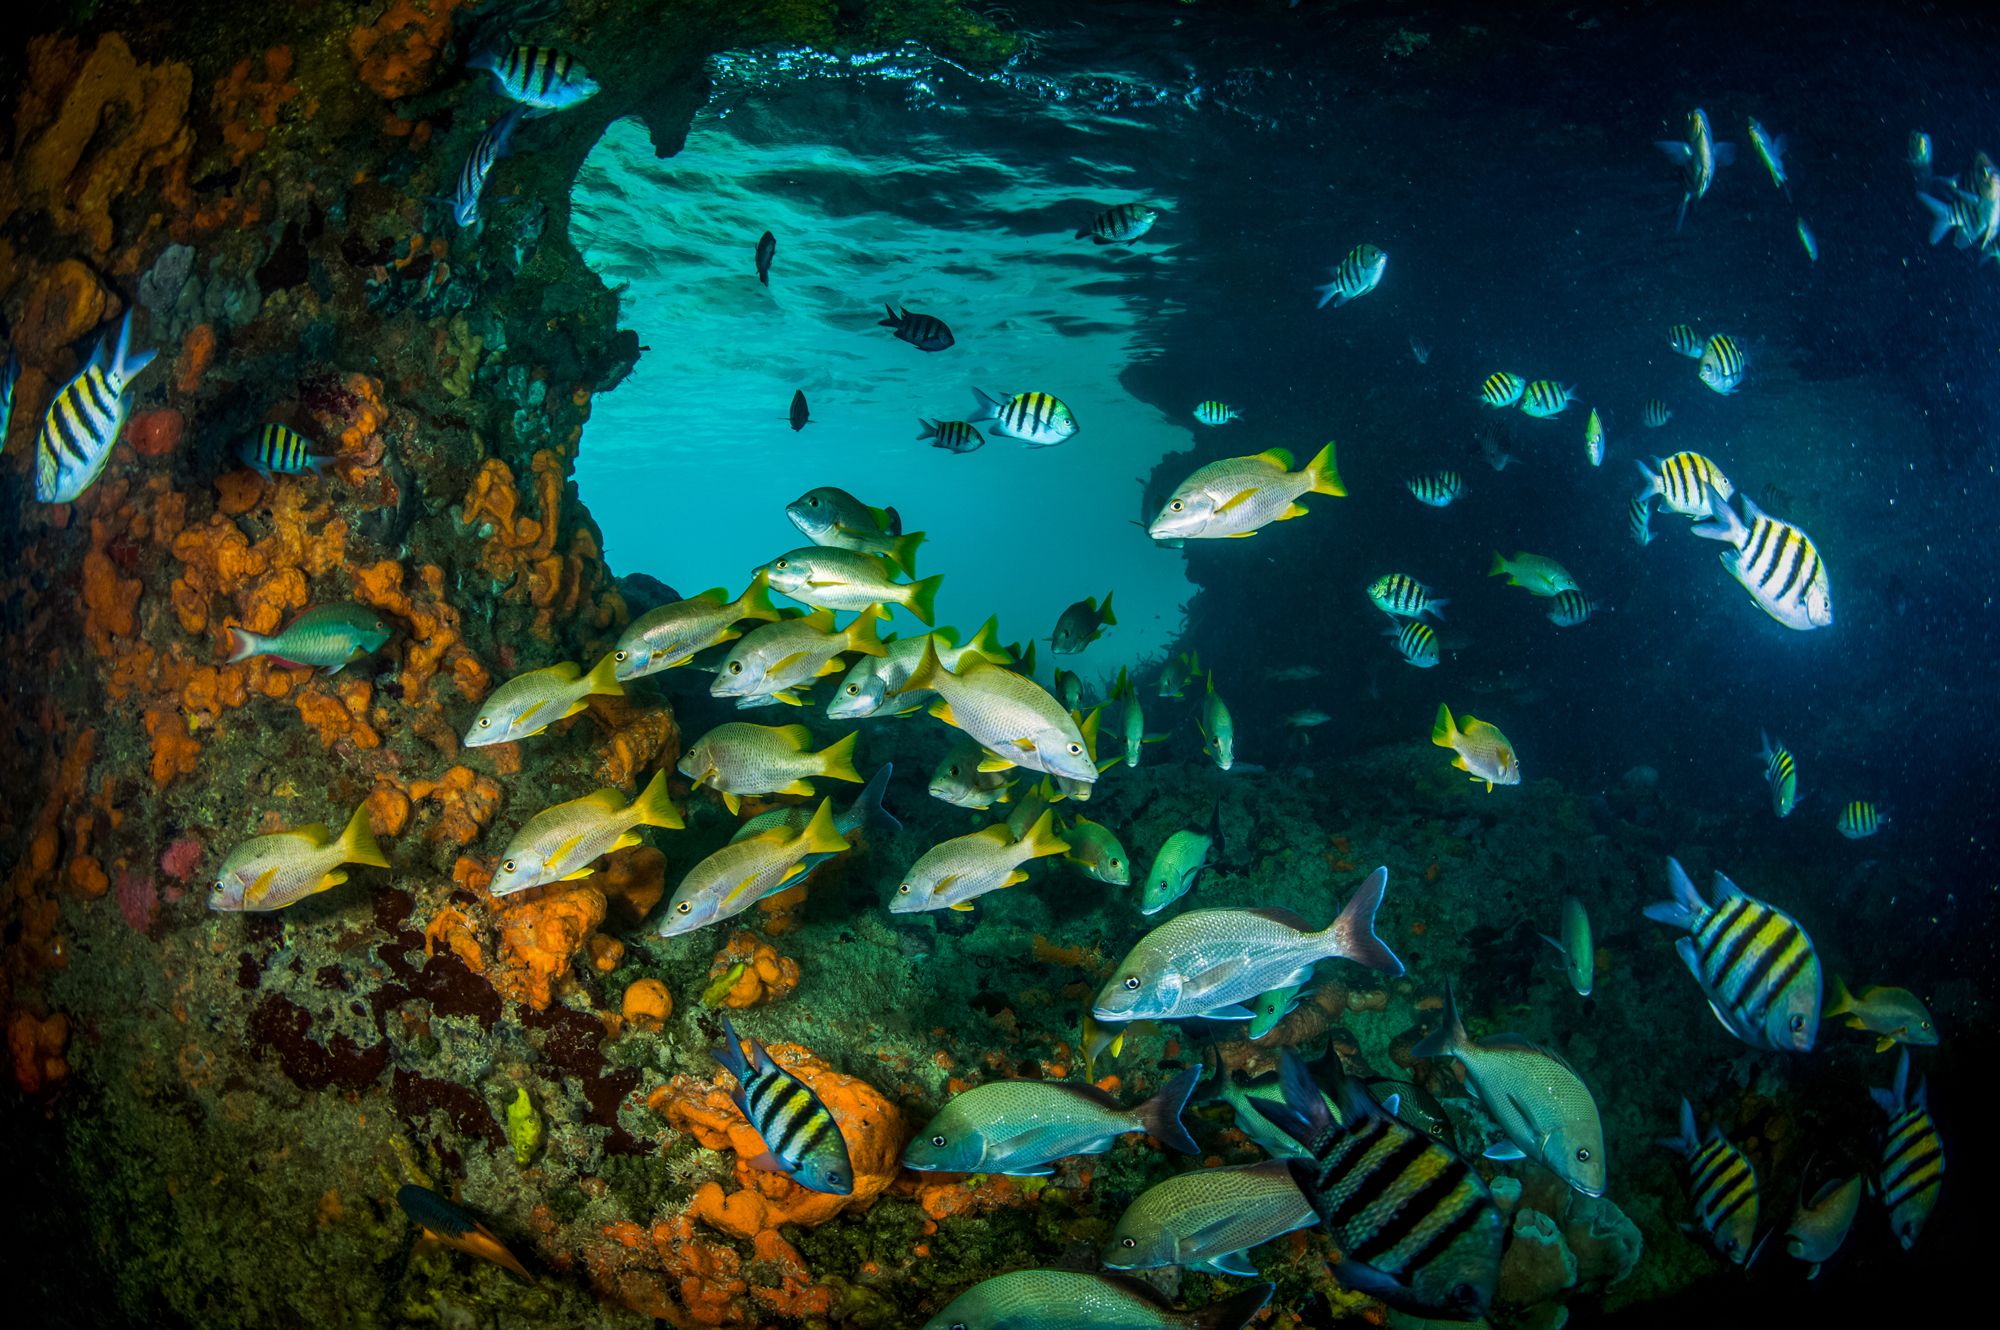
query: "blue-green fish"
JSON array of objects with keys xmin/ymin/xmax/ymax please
[
  {"xmin": 470, "ymin": 45, "xmax": 600, "ymax": 112},
  {"xmin": 710, "ymin": 1015, "xmax": 853, "ymax": 1194},
  {"xmin": 1139, "ymin": 809, "xmax": 1219, "ymax": 916},
  {"xmin": 1824, "ymin": 976, "xmax": 1936, "ymax": 1053},
  {"xmin": 1061, "ymin": 814, "xmax": 1130, "ymax": 886},
  {"xmin": 1871, "ymin": 1048, "xmax": 1944, "ymax": 1250},
  {"xmin": 1103, "ymin": 1159, "xmax": 1316, "ymax": 1275},
  {"xmin": 1052, "ymin": 592, "xmax": 1116, "ymax": 654},
  {"xmin": 1096, "ymin": 868, "xmax": 1403, "ymax": 1022},
  {"xmin": 1630, "ymin": 493, "xmax": 1656, "ymax": 546},
  {"xmin": 1, "ymin": 347, "xmax": 19, "ymax": 450},
  {"xmin": 1199, "ymin": 674, "xmax": 1234, "ymax": 771},
  {"xmin": 1367, "ymin": 573, "xmax": 1448, "ymax": 622},
  {"xmin": 1111, "ymin": 667, "xmax": 1146, "ymax": 769},
  {"xmin": 1192, "ymin": 400, "xmax": 1241, "ymax": 426},
  {"xmin": 1314, "ymin": 244, "xmax": 1386, "ymax": 308},
  {"xmin": 1660, "ymin": 1098, "xmax": 1759, "ymax": 1264},
  {"xmin": 919, "ymin": 1271, "xmax": 1270, "ymax": 1330},
  {"xmin": 1796, "ymin": 216, "xmax": 1819, "ymax": 262},
  {"xmin": 1785, "ymin": 1173, "xmax": 1862, "ymax": 1279},
  {"xmin": 1540, "ymin": 895, "xmax": 1593, "ymax": 997},
  {"xmin": 901, "ymin": 1066, "xmax": 1200, "ymax": 1175},
  {"xmin": 35, "ymin": 310, "xmax": 155, "ymax": 503},
  {"xmin": 1667, "ymin": 324, "xmax": 1704, "ymax": 359},
  {"xmin": 239, "ymin": 423, "xmax": 330, "ymax": 478},
  {"xmin": 1077, "ymin": 202, "xmax": 1161, "ymax": 245},
  {"xmin": 1479, "ymin": 371, "xmax": 1525, "ymax": 408},
  {"xmin": 1747, "ymin": 117, "xmax": 1789, "ymax": 191},
  {"xmin": 1385, "ymin": 619, "xmax": 1439, "ymax": 668},
  {"xmin": 226, "ymin": 603, "xmax": 392, "ymax": 673},
  {"xmin": 1407, "ymin": 470, "xmax": 1462, "ymax": 507},
  {"xmin": 1643, "ymin": 857, "xmax": 1820, "ymax": 1052},
  {"xmin": 1244, "ymin": 982, "xmax": 1305, "ymax": 1039},
  {"xmin": 1760, "ymin": 732, "xmax": 1798, "ymax": 818},
  {"xmin": 1254, "ymin": 1049, "xmax": 1502, "ymax": 1320},
  {"xmin": 1411, "ymin": 982, "xmax": 1607, "ymax": 1196},
  {"xmin": 1838, "ymin": 800, "xmax": 1886, "ymax": 839}
]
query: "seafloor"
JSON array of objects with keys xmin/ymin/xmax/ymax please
[{"xmin": 0, "ymin": 2, "xmax": 1975, "ymax": 1328}]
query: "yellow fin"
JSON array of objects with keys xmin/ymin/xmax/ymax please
[
  {"xmin": 777, "ymin": 779, "xmax": 818, "ymax": 796},
  {"xmin": 1254, "ymin": 447, "xmax": 1296, "ymax": 470},
  {"xmin": 1303, "ymin": 440, "xmax": 1344, "ymax": 496},
  {"xmin": 799, "ymin": 799, "xmax": 850, "ymax": 855},
  {"xmin": 1875, "ymin": 1036, "xmax": 1895, "ymax": 1053},
  {"xmin": 245, "ymin": 866, "xmax": 280, "ymax": 905},
  {"xmin": 721, "ymin": 791, "xmax": 741, "ymax": 816},
  {"xmin": 1002, "ymin": 869, "xmax": 1030, "ymax": 887},
  {"xmin": 316, "ymin": 869, "xmax": 348, "ymax": 892},
  {"xmin": 1277, "ymin": 501, "xmax": 1310, "ymax": 519},
  {"xmin": 928, "ymin": 697, "xmax": 958, "ymax": 727},
  {"xmin": 977, "ymin": 755, "xmax": 1017, "ymax": 773},
  {"xmin": 816, "ymin": 730, "xmax": 862, "ymax": 784},
  {"xmin": 632, "ymin": 771, "xmax": 684, "ymax": 830},
  {"xmin": 337, "ymin": 802, "xmax": 391, "ymax": 869},
  {"xmin": 610, "ymin": 830, "xmax": 644, "ymax": 852},
  {"xmin": 558, "ymin": 866, "xmax": 597, "ymax": 881},
  {"xmin": 766, "ymin": 650, "xmax": 812, "ymax": 678},
  {"xmin": 949, "ymin": 902, "xmax": 975, "ymax": 912}
]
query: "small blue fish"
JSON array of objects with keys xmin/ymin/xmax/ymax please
[
  {"xmin": 451, "ymin": 108, "xmax": 525, "ymax": 228},
  {"xmin": 469, "ymin": 45, "xmax": 599, "ymax": 113},
  {"xmin": 35, "ymin": 311, "xmax": 156, "ymax": 503},
  {"xmin": 711, "ymin": 1015, "xmax": 854, "ymax": 1195},
  {"xmin": 239, "ymin": 423, "xmax": 330, "ymax": 478},
  {"xmin": 1797, "ymin": 216, "xmax": 1819, "ymax": 262}
]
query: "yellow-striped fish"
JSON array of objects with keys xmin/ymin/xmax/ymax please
[
  {"xmin": 1690, "ymin": 490, "xmax": 1833, "ymax": 630},
  {"xmin": 970, "ymin": 387, "xmax": 1076, "ymax": 446},
  {"xmin": 1635, "ymin": 451, "xmax": 1733, "ymax": 517},
  {"xmin": 488, "ymin": 771, "xmax": 684, "ymax": 896},
  {"xmin": 469, "ymin": 44, "xmax": 600, "ymax": 110},
  {"xmin": 1367, "ymin": 573, "xmax": 1449, "ymax": 621},
  {"xmin": 209, "ymin": 802, "xmax": 391, "ymax": 912},
  {"xmin": 1698, "ymin": 334, "xmax": 1746, "ymax": 394},
  {"xmin": 1148, "ymin": 443, "xmax": 1345, "ymax": 540},
  {"xmin": 238, "ymin": 423, "xmax": 330, "ymax": 477},
  {"xmin": 1837, "ymin": 800, "xmax": 1886, "ymax": 838},
  {"xmin": 658, "ymin": 799, "xmax": 854, "ymax": 935},
  {"xmin": 677, "ymin": 722, "xmax": 862, "ymax": 815},
  {"xmin": 757, "ymin": 547, "xmax": 943, "ymax": 624},
  {"xmin": 1662, "ymin": 1098, "xmax": 1759, "ymax": 1263},
  {"xmin": 1479, "ymin": 372, "xmax": 1526, "ymax": 408},
  {"xmin": 712, "ymin": 608, "xmax": 886, "ymax": 705},
  {"xmin": 1871, "ymin": 1049, "xmax": 1944, "ymax": 1250},
  {"xmin": 1315, "ymin": 244, "xmax": 1387, "ymax": 308},
  {"xmin": 1642, "ymin": 398, "xmax": 1673, "ymax": 428},
  {"xmin": 1385, "ymin": 620, "xmax": 1439, "ymax": 667},
  {"xmin": 1520, "ymin": 380, "xmax": 1576, "ymax": 418},
  {"xmin": 1644, "ymin": 857, "xmax": 1820, "ymax": 1051},
  {"xmin": 35, "ymin": 311, "xmax": 156, "ymax": 503},
  {"xmin": 709, "ymin": 1013, "xmax": 854, "ymax": 1194},
  {"xmin": 1668, "ymin": 325, "xmax": 1704, "ymax": 359},
  {"xmin": 1759, "ymin": 732, "xmax": 1798, "ymax": 818}
]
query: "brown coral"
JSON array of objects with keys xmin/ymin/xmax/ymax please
[
  {"xmin": 212, "ymin": 47, "xmax": 299, "ymax": 166},
  {"xmin": 621, "ymin": 978, "xmax": 672, "ymax": 1032},
  {"xmin": 347, "ymin": 0, "xmax": 466, "ymax": 101},
  {"xmin": 8, "ymin": 1011, "xmax": 69, "ymax": 1094}
]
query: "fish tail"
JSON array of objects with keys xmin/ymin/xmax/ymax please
[
  {"xmin": 842, "ymin": 607, "xmax": 888, "ymax": 657},
  {"xmin": 1426, "ymin": 596, "xmax": 1450, "ymax": 621},
  {"xmin": 1073, "ymin": 225, "xmax": 1093, "ymax": 240},
  {"xmin": 797, "ymin": 797, "xmax": 851, "ymax": 856},
  {"xmin": 1674, "ymin": 194, "xmax": 1690, "ymax": 233},
  {"xmin": 734, "ymin": 569, "xmax": 782, "ymax": 622},
  {"xmin": 1186, "ymin": 1283, "xmax": 1275, "ymax": 1330},
  {"xmin": 1916, "ymin": 192, "xmax": 1955, "ymax": 245},
  {"xmin": 1135, "ymin": 1064, "xmax": 1202, "ymax": 1155},
  {"xmin": 1486, "ymin": 550, "xmax": 1510, "ymax": 579},
  {"xmin": 961, "ymin": 614, "xmax": 1010, "ymax": 666},
  {"xmin": 1019, "ymin": 809, "xmax": 1069, "ymax": 860},
  {"xmin": 915, "ymin": 418, "xmax": 938, "ymax": 441},
  {"xmin": 631, "ymin": 769, "xmax": 684, "ymax": 830},
  {"xmin": 816, "ymin": 730, "xmax": 863, "ymax": 784},
  {"xmin": 852, "ymin": 764, "xmax": 901, "ymax": 834},
  {"xmin": 1302, "ymin": 439, "xmax": 1345, "ymax": 497},
  {"xmin": 110, "ymin": 309, "xmax": 157, "ymax": 385},
  {"xmin": 1430, "ymin": 703, "xmax": 1458, "ymax": 750},
  {"xmin": 709, "ymin": 1014, "xmax": 751, "ymax": 1082},
  {"xmin": 968, "ymin": 387, "xmax": 1003, "ymax": 422},
  {"xmin": 1869, "ymin": 1048, "xmax": 1911, "ymax": 1116},
  {"xmin": 337, "ymin": 801, "xmax": 392, "ymax": 870},
  {"xmin": 1409, "ymin": 979, "xmax": 1467, "ymax": 1060},
  {"xmin": 1823, "ymin": 973, "xmax": 1855, "ymax": 1018},
  {"xmin": 1642, "ymin": 856, "xmax": 1707, "ymax": 931},
  {"xmin": 225, "ymin": 626, "xmax": 267, "ymax": 663},
  {"xmin": 1097, "ymin": 590, "xmax": 1117, "ymax": 626},
  {"xmin": 1325, "ymin": 866, "xmax": 1403, "ymax": 976},
  {"xmin": 878, "ymin": 303, "xmax": 902, "ymax": 329},
  {"xmin": 905, "ymin": 574, "xmax": 943, "ymax": 627},
  {"xmin": 1659, "ymin": 1097, "xmax": 1701, "ymax": 1157},
  {"xmin": 580, "ymin": 651, "xmax": 626, "ymax": 699},
  {"xmin": 886, "ymin": 530, "xmax": 926, "ymax": 578}
]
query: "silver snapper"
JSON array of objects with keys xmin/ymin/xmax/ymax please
[{"xmin": 1102, "ymin": 1160, "xmax": 1316, "ymax": 1275}]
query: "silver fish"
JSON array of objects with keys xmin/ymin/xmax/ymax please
[
  {"xmin": 918, "ymin": 1271, "xmax": 1270, "ymax": 1330},
  {"xmin": 1103, "ymin": 1160, "xmax": 1316, "ymax": 1276}
]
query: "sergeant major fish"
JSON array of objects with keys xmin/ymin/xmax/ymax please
[
  {"xmin": 1432, "ymin": 704, "xmax": 1519, "ymax": 791},
  {"xmin": 1656, "ymin": 107, "xmax": 1736, "ymax": 231},
  {"xmin": 879, "ymin": 304, "xmax": 954, "ymax": 352},
  {"xmin": 1148, "ymin": 444, "xmax": 1345, "ymax": 540},
  {"xmin": 1052, "ymin": 593, "xmax": 1116, "ymax": 653},
  {"xmin": 657, "ymin": 799, "xmax": 854, "ymax": 936},
  {"xmin": 1519, "ymin": 380, "xmax": 1576, "ymax": 418},
  {"xmin": 1837, "ymin": 800, "xmax": 1885, "ymax": 838},
  {"xmin": 226, "ymin": 603, "xmax": 391, "ymax": 673},
  {"xmin": 466, "ymin": 653, "xmax": 623, "ymax": 746},
  {"xmin": 788, "ymin": 389, "xmax": 811, "ymax": 431},
  {"xmin": 1871, "ymin": 1047, "xmax": 1945, "ymax": 1250},
  {"xmin": 1698, "ymin": 333, "xmax": 1746, "ymax": 394},
  {"xmin": 1644, "ymin": 857, "xmax": 1820, "ymax": 1052},
  {"xmin": 1689, "ymin": 488, "xmax": 1833, "ymax": 630},
  {"xmin": 1641, "ymin": 398, "xmax": 1673, "ymax": 428},
  {"xmin": 1660, "ymin": 1099, "xmax": 1760, "ymax": 1264},
  {"xmin": 1629, "ymin": 493, "xmax": 1657, "ymax": 546},
  {"xmin": 239, "ymin": 423, "xmax": 331, "ymax": 477},
  {"xmin": 970, "ymin": 387, "xmax": 1076, "ymax": 446},
  {"xmin": 1412, "ymin": 983, "xmax": 1607, "ymax": 1196},
  {"xmin": 918, "ymin": 417, "xmax": 984, "ymax": 454},
  {"xmin": 613, "ymin": 576, "xmax": 782, "ymax": 681},
  {"xmin": 1315, "ymin": 244, "xmax": 1387, "ymax": 308},
  {"xmin": 1407, "ymin": 470, "xmax": 1463, "ymax": 507},
  {"xmin": 902, "ymin": 1066, "xmax": 1200, "ymax": 1175},
  {"xmin": 1385, "ymin": 620, "xmax": 1439, "ymax": 668},
  {"xmin": 1668, "ymin": 324, "xmax": 1704, "ymax": 359},
  {"xmin": 1479, "ymin": 372, "xmax": 1527, "ymax": 408},
  {"xmin": 488, "ymin": 772, "xmax": 683, "ymax": 896},
  {"xmin": 1760, "ymin": 732, "xmax": 1798, "ymax": 818},
  {"xmin": 451, "ymin": 107, "xmax": 524, "ymax": 228},
  {"xmin": 1636, "ymin": 451, "xmax": 1733, "ymax": 517},
  {"xmin": 1077, "ymin": 202, "xmax": 1161, "ymax": 244},
  {"xmin": 209, "ymin": 802, "xmax": 390, "ymax": 912},
  {"xmin": 1094, "ymin": 867, "xmax": 1404, "ymax": 1022},
  {"xmin": 1192, "ymin": 400, "xmax": 1241, "ymax": 426},
  {"xmin": 35, "ymin": 310, "xmax": 155, "ymax": 503},
  {"xmin": 1545, "ymin": 590, "xmax": 1605, "ymax": 627},
  {"xmin": 1103, "ymin": 1160, "xmax": 1315, "ymax": 1276},
  {"xmin": 469, "ymin": 45, "xmax": 599, "ymax": 112},
  {"xmin": 711, "ymin": 1013, "xmax": 854, "ymax": 1194},
  {"xmin": 1368, "ymin": 572, "xmax": 1449, "ymax": 621}
]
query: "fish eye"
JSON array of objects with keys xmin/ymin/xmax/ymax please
[
  {"xmin": 1576, "ymin": 1147, "xmax": 1591, "ymax": 1162},
  {"xmin": 1067, "ymin": 743, "xmax": 1083, "ymax": 755},
  {"xmin": 930, "ymin": 1134, "xmax": 947, "ymax": 1147},
  {"xmin": 1121, "ymin": 1237, "xmax": 1137, "ymax": 1248},
  {"xmin": 676, "ymin": 901, "xmax": 692, "ymax": 914},
  {"xmin": 898, "ymin": 884, "xmax": 912, "ymax": 895},
  {"xmin": 775, "ymin": 558, "xmax": 788, "ymax": 569},
  {"xmin": 827, "ymin": 1170, "xmax": 845, "ymax": 1184},
  {"xmin": 1110, "ymin": 858, "xmax": 1123, "ymax": 869},
  {"xmin": 947, "ymin": 765, "xmax": 961, "ymax": 777},
  {"xmin": 502, "ymin": 860, "xmax": 516, "ymax": 873},
  {"xmin": 1921, "ymin": 1021, "xmax": 1933, "ymax": 1031},
  {"xmin": 846, "ymin": 684, "xmax": 859, "ymax": 695},
  {"xmin": 479, "ymin": 717, "xmax": 492, "ymax": 728},
  {"xmin": 729, "ymin": 662, "xmax": 743, "ymax": 674},
  {"xmin": 1450, "ymin": 1283, "xmax": 1479, "ymax": 1310},
  {"xmin": 1123, "ymin": 976, "xmax": 1141, "ymax": 990},
  {"xmin": 1169, "ymin": 499, "xmax": 1185, "ymax": 512},
  {"xmin": 213, "ymin": 879, "xmax": 225, "ymax": 892},
  {"xmin": 615, "ymin": 650, "xmax": 629, "ymax": 662},
  {"xmin": 952, "ymin": 1323, "xmax": 967, "ymax": 1330},
  {"xmin": 806, "ymin": 497, "xmax": 819, "ymax": 507},
  {"xmin": 1790, "ymin": 1014, "xmax": 1806, "ymax": 1032}
]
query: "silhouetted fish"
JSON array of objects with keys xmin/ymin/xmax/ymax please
[
  {"xmin": 789, "ymin": 389, "xmax": 811, "ymax": 431},
  {"xmin": 880, "ymin": 304, "xmax": 954, "ymax": 352},
  {"xmin": 397, "ymin": 1185, "xmax": 531, "ymax": 1278},
  {"xmin": 756, "ymin": 231, "xmax": 776, "ymax": 285}
]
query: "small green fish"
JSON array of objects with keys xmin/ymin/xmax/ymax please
[
  {"xmin": 1540, "ymin": 895, "xmax": 1594, "ymax": 997},
  {"xmin": 489, "ymin": 770, "xmax": 683, "ymax": 896},
  {"xmin": 902, "ymin": 1067, "xmax": 1200, "ymax": 1175},
  {"xmin": 678, "ymin": 723, "xmax": 862, "ymax": 816},
  {"xmin": 1051, "ymin": 592, "xmax": 1116, "ymax": 654},
  {"xmin": 1110, "ymin": 667, "xmax": 1146, "ymax": 769},
  {"xmin": 1061, "ymin": 815, "xmax": 1130, "ymax": 886},
  {"xmin": 919, "ymin": 1270, "xmax": 1270, "ymax": 1330},
  {"xmin": 506, "ymin": 1088, "xmax": 543, "ymax": 1166},
  {"xmin": 1585, "ymin": 407, "xmax": 1606, "ymax": 466},
  {"xmin": 1837, "ymin": 800, "xmax": 1886, "ymax": 839},
  {"xmin": 1139, "ymin": 812, "xmax": 1219, "ymax": 916},
  {"xmin": 466, "ymin": 654, "xmax": 624, "ymax": 746},
  {"xmin": 209, "ymin": 802, "xmax": 390, "ymax": 912},
  {"xmin": 1199, "ymin": 674, "xmax": 1234, "ymax": 771},
  {"xmin": 929, "ymin": 739, "xmax": 1015, "ymax": 809},
  {"xmin": 226, "ymin": 603, "xmax": 392, "ymax": 674},
  {"xmin": 1825, "ymin": 976, "xmax": 1936, "ymax": 1052},
  {"xmin": 1487, "ymin": 550, "xmax": 1578, "ymax": 597},
  {"xmin": 1245, "ymin": 982, "xmax": 1305, "ymax": 1038}
]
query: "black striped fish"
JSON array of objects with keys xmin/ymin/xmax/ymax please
[
  {"xmin": 1668, "ymin": 324, "xmax": 1704, "ymax": 359},
  {"xmin": 1252, "ymin": 1048, "xmax": 1502, "ymax": 1321},
  {"xmin": 1629, "ymin": 493, "xmax": 1656, "ymax": 546},
  {"xmin": 1519, "ymin": 379, "xmax": 1576, "ymax": 418},
  {"xmin": 450, "ymin": 108, "xmax": 524, "ymax": 228},
  {"xmin": 1634, "ymin": 450, "xmax": 1732, "ymax": 517},
  {"xmin": 1479, "ymin": 372, "xmax": 1525, "ymax": 408},
  {"xmin": 1076, "ymin": 202, "xmax": 1160, "ymax": 244},
  {"xmin": 917, "ymin": 418, "xmax": 984, "ymax": 454},
  {"xmin": 1690, "ymin": 489, "xmax": 1833, "ymax": 630},
  {"xmin": 1407, "ymin": 471, "xmax": 1462, "ymax": 508},
  {"xmin": 1641, "ymin": 398, "xmax": 1673, "ymax": 428},
  {"xmin": 1192, "ymin": 400, "xmax": 1240, "ymax": 425},
  {"xmin": 1916, "ymin": 187, "xmax": 1990, "ymax": 248},
  {"xmin": 1644, "ymin": 857, "xmax": 1820, "ymax": 1052},
  {"xmin": 1870, "ymin": 1048, "xmax": 1944, "ymax": 1251},
  {"xmin": 1698, "ymin": 333, "xmax": 1746, "ymax": 394},
  {"xmin": 1660, "ymin": 1098, "xmax": 1760, "ymax": 1264},
  {"xmin": 970, "ymin": 387, "xmax": 1077, "ymax": 447},
  {"xmin": 1837, "ymin": 800, "xmax": 1887, "ymax": 839},
  {"xmin": 1315, "ymin": 244, "xmax": 1387, "ymax": 309},
  {"xmin": 1367, "ymin": 573, "xmax": 1449, "ymax": 622},
  {"xmin": 879, "ymin": 304, "xmax": 955, "ymax": 352},
  {"xmin": 35, "ymin": 311, "xmax": 156, "ymax": 504},
  {"xmin": 1385, "ymin": 620, "xmax": 1439, "ymax": 668},
  {"xmin": 1759, "ymin": 732, "xmax": 1797, "ymax": 818},
  {"xmin": 470, "ymin": 45, "xmax": 600, "ymax": 112},
  {"xmin": 710, "ymin": 1014, "xmax": 854, "ymax": 1195},
  {"xmin": 238, "ymin": 423, "xmax": 329, "ymax": 478},
  {"xmin": 1545, "ymin": 589, "xmax": 1604, "ymax": 627}
]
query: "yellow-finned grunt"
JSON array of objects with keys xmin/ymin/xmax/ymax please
[
  {"xmin": 678, "ymin": 722, "xmax": 863, "ymax": 815},
  {"xmin": 1148, "ymin": 443, "xmax": 1345, "ymax": 540},
  {"xmin": 1488, "ymin": 551, "xmax": 1578, "ymax": 597},
  {"xmin": 711, "ymin": 608, "xmax": 886, "ymax": 705},
  {"xmin": 466, "ymin": 653, "xmax": 623, "ymax": 746},
  {"xmin": 784, "ymin": 486, "xmax": 924, "ymax": 576},
  {"xmin": 891, "ymin": 809, "xmax": 1069, "ymax": 913},
  {"xmin": 900, "ymin": 640, "xmax": 1099, "ymax": 786},
  {"xmin": 489, "ymin": 771, "xmax": 683, "ymax": 896},
  {"xmin": 757, "ymin": 547, "xmax": 942, "ymax": 625},
  {"xmin": 209, "ymin": 802, "xmax": 391, "ymax": 912},
  {"xmin": 1431, "ymin": 704, "xmax": 1519, "ymax": 791},
  {"xmin": 1825, "ymin": 976, "xmax": 1936, "ymax": 1052},
  {"xmin": 658, "ymin": 799, "xmax": 854, "ymax": 936},
  {"xmin": 613, "ymin": 574, "xmax": 781, "ymax": 681},
  {"xmin": 1655, "ymin": 107, "xmax": 1736, "ymax": 232}
]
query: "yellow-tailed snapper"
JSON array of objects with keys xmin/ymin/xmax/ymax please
[{"xmin": 1825, "ymin": 976, "xmax": 1936, "ymax": 1052}]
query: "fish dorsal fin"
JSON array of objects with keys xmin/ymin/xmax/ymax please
[
  {"xmin": 1245, "ymin": 905, "xmax": 1312, "ymax": 931},
  {"xmin": 580, "ymin": 787, "xmax": 627, "ymax": 813},
  {"xmin": 1254, "ymin": 447, "xmax": 1295, "ymax": 470},
  {"xmin": 694, "ymin": 587, "xmax": 729, "ymax": 605},
  {"xmin": 969, "ymin": 824, "xmax": 1016, "ymax": 847}
]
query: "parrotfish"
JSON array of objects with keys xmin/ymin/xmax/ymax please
[
  {"xmin": 226, "ymin": 603, "xmax": 392, "ymax": 674},
  {"xmin": 902, "ymin": 1067, "xmax": 1201, "ymax": 1175}
]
